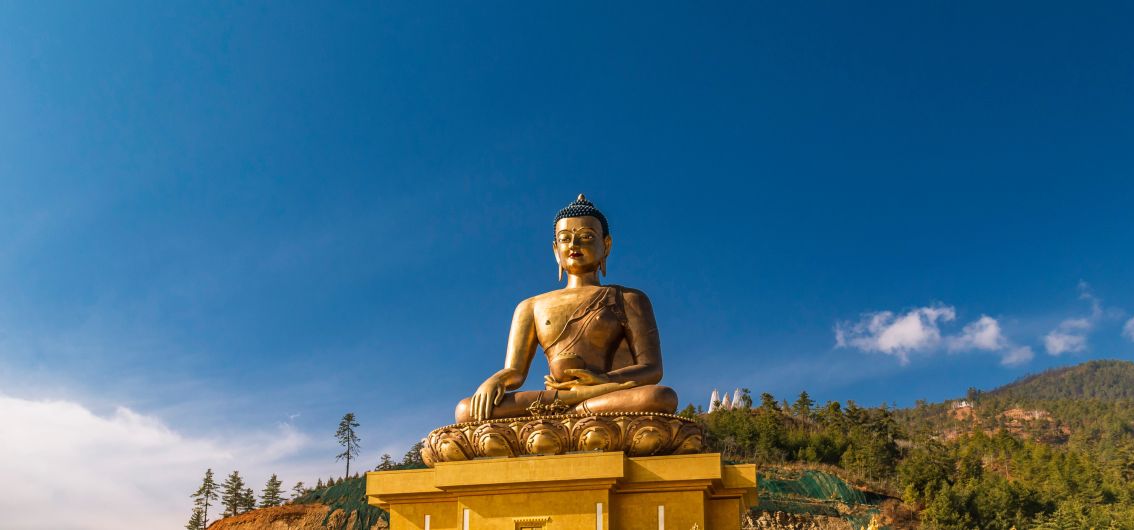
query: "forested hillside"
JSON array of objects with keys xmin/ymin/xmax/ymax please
[{"xmin": 692, "ymin": 360, "xmax": 1134, "ymax": 529}]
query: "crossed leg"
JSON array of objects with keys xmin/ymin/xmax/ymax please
[{"xmin": 454, "ymin": 385, "xmax": 677, "ymax": 423}]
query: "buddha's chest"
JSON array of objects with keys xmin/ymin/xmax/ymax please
[{"xmin": 532, "ymin": 291, "xmax": 624, "ymax": 351}]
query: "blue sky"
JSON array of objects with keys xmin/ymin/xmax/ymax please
[{"xmin": 2, "ymin": 2, "xmax": 1133, "ymax": 527}]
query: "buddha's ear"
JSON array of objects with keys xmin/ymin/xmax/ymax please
[
  {"xmin": 603, "ymin": 234, "xmax": 612, "ymax": 257},
  {"xmin": 552, "ymin": 242, "xmax": 563, "ymax": 282}
]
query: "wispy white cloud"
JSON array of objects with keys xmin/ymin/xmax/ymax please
[
  {"xmin": 837, "ymin": 306, "xmax": 1033, "ymax": 367},
  {"xmin": 944, "ymin": 315, "xmax": 1033, "ymax": 366},
  {"xmin": 947, "ymin": 315, "xmax": 1008, "ymax": 352},
  {"xmin": 835, "ymin": 305, "xmax": 956, "ymax": 365},
  {"xmin": 1042, "ymin": 282, "xmax": 1105, "ymax": 356},
  {"xmin": 1001, "ymin": 346, "xmax": 1036, "ymax": 366},
  {"xmin": 1043, "ymin": 329, "xmax": 1089, "ymax": 355},
  {"xmin": 0, "ymin": 392, "xmax": 324, "ymax": 530},
  {"xmin": 838, "ymin": 282, "xmax": 1131, "ymax": 367}
]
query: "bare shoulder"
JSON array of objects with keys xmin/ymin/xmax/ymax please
[
  {"xmin": 526, "ymin": 290, "xmax": 557, "ymax": 306},
  {"xmin": 615, "ymin": 286, "xmax": 654, "ymax": 308},
  {"xmin": 523, "ymin": 290, "xmax": 563, "ymax": 313},
  {"xmin": 512, "ymin": 295, "xmax": 538, "ymax": 316}
]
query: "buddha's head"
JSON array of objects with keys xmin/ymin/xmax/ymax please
[{"xmin": 553, "ymin": 194, "xmax": 612, "ymax": 280}]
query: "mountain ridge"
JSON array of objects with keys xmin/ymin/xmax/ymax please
[{"xmin": 982, "ymin": 359, "xmax": 1134, "ymax": 402}]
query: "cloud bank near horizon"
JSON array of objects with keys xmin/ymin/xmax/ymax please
[{"xmin": 0, "ymin": 392, "xmax": 324, "ymax": 530}]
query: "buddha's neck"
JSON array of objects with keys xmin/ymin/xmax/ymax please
[{"xmin": 566, "ymin": 272, "xmax": 601, "ymax": 288}]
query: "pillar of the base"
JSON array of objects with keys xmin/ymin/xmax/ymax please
[{"xmin": 367, "ymin": 452, "xmax": 756, "ymax": 530}]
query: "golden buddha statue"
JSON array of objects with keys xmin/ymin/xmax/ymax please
[
  {"xmin": 454, "ymin": 194, "xmax": 678, "ymax": 423},
  {"xmin": 379, "ymin": 196, "xmax": 750, "ymax": 529}
]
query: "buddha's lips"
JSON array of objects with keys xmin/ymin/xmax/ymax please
[{"xmin": 569, "ymin": 252, "xmax": 583, "ymax": 258}]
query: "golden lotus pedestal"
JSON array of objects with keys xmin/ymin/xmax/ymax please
[
  {"xmin": 419, "ymin": 413, "xmax": 707, "ymax": 464},
  {"xmin": 366, "ymin": 451, "xmax": 757, "ymax": 530}
]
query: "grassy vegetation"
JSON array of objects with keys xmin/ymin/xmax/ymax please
[{"xmin": 292, "ymin": 477, "xmax": 386, "ymax": 530}]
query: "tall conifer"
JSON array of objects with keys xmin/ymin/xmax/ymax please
[
  {"xmin": 221, "ymin": 470, "xmax": 246, "ymax": 517},
  {"xmin": 336, "ymin": 412, "xmax": 361, "ymax": 476},
  {"xmin": 260, "ymin": 474, "xmax": 285, "ymax": 507},
  {"xmin": 191, "ymin": 468, "xmax": 219, "ymax": 528}
]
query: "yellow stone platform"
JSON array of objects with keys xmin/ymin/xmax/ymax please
[{"xmin": 366, "ymin": 452, "xmax": 756, "ymax": 530}]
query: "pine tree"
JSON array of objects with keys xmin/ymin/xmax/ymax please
[
  {"xmin": 315, "ymin": 478, "xmax": 324, "ymax": 489},
  {"xmin": 260, "ymin": 473, "xmax": 284, "ymax": 507},
  {"xmin": 336, "ymin": 412, "xmax": 361, "ymax": 476},
  {"xmin": 793, "ymin": 391, "xmax": 814, "ymax": 419},
  {"xmin": 185, "ymin": 507, "xmax": 205, "ymax": 530},
  {"xmin": 290, "ymin": 481, "xmax": 306, "ymax": 501},
  {"xmin": 221, "ymin": 470, "xmax": 246, "ymax": 517},
  {"xmin": 191, "ymin": 468, "xmax": 219, "ymax": 528},
  {"xmin": 377, "ymin": 453, "xmax": 395, "ymax": 471},
  {"xmin": 759, "ymin": 392, "xmax": 778, "ymax": 411},
  {"xmin": 240, "ymin": 487, "xmax": 256, "ymax": 513},
  {"xmin": 400, "ymin": 442, "xmax": 425, "ymax": 469}
]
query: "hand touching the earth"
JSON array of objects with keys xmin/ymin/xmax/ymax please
[{"xmin": 470, "ymin": 375, "xmax": 507, "ymax": 421}]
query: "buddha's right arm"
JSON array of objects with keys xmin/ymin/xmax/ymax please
[
  {"xmin": 470, "ymin": 299, "xmax": 539, "ymax": 420},
  {"xmin": 479, "ymin": 298, "xmax": 538, "ymax": 390},
  {"xmin": 497, "ymin": 298, "xmax": 538, "ymax": 389}
]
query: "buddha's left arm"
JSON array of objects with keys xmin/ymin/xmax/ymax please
[{"xmin": 604, "ymin": 289, "xmax": 663, "ymax": 385}]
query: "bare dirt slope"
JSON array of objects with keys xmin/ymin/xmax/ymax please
[{"xmin": 207, "ymin": 504, "xmax": 387, "ymax": 530}]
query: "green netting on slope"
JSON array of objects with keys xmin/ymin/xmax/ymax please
[
  {"xmin": 759, "ymin": 469, "xmax": 869, "ymax": 504},
  {"xmin": 293, "ymin": 477, "xmax": 387, "ymax": 530},
  {"xmin": 755, "ymin": 468, "xmax": 890, "ymax": 530}
]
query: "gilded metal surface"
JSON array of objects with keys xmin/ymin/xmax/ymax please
[
  {"xmin": 456, "ymin": 195, "xmax": 679, "ymax": 423},
  {"xmin": 525, "ymin": 396, "xmax": 571, "ymax": 417},
  {"xmin": 421, "ymin": 412, "xmax": 704, "ymax": 466}
]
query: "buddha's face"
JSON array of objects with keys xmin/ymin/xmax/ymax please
[{"xmin": 554, "ymin": 216, "xmax": 611, "ymax": 276}]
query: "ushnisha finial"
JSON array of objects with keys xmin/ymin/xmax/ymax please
[{"xmin": 554, "ymin": 194, "xmax": 609, "ymax": 236}]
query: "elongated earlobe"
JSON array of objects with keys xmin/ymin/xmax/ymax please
[
  {"xmin": 558, "ymin": 264, "xmax": 563, "ymax": 282},
  {"xmin": 602, "ymin": 235, "xmax": 612, "ymax": 278}
]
